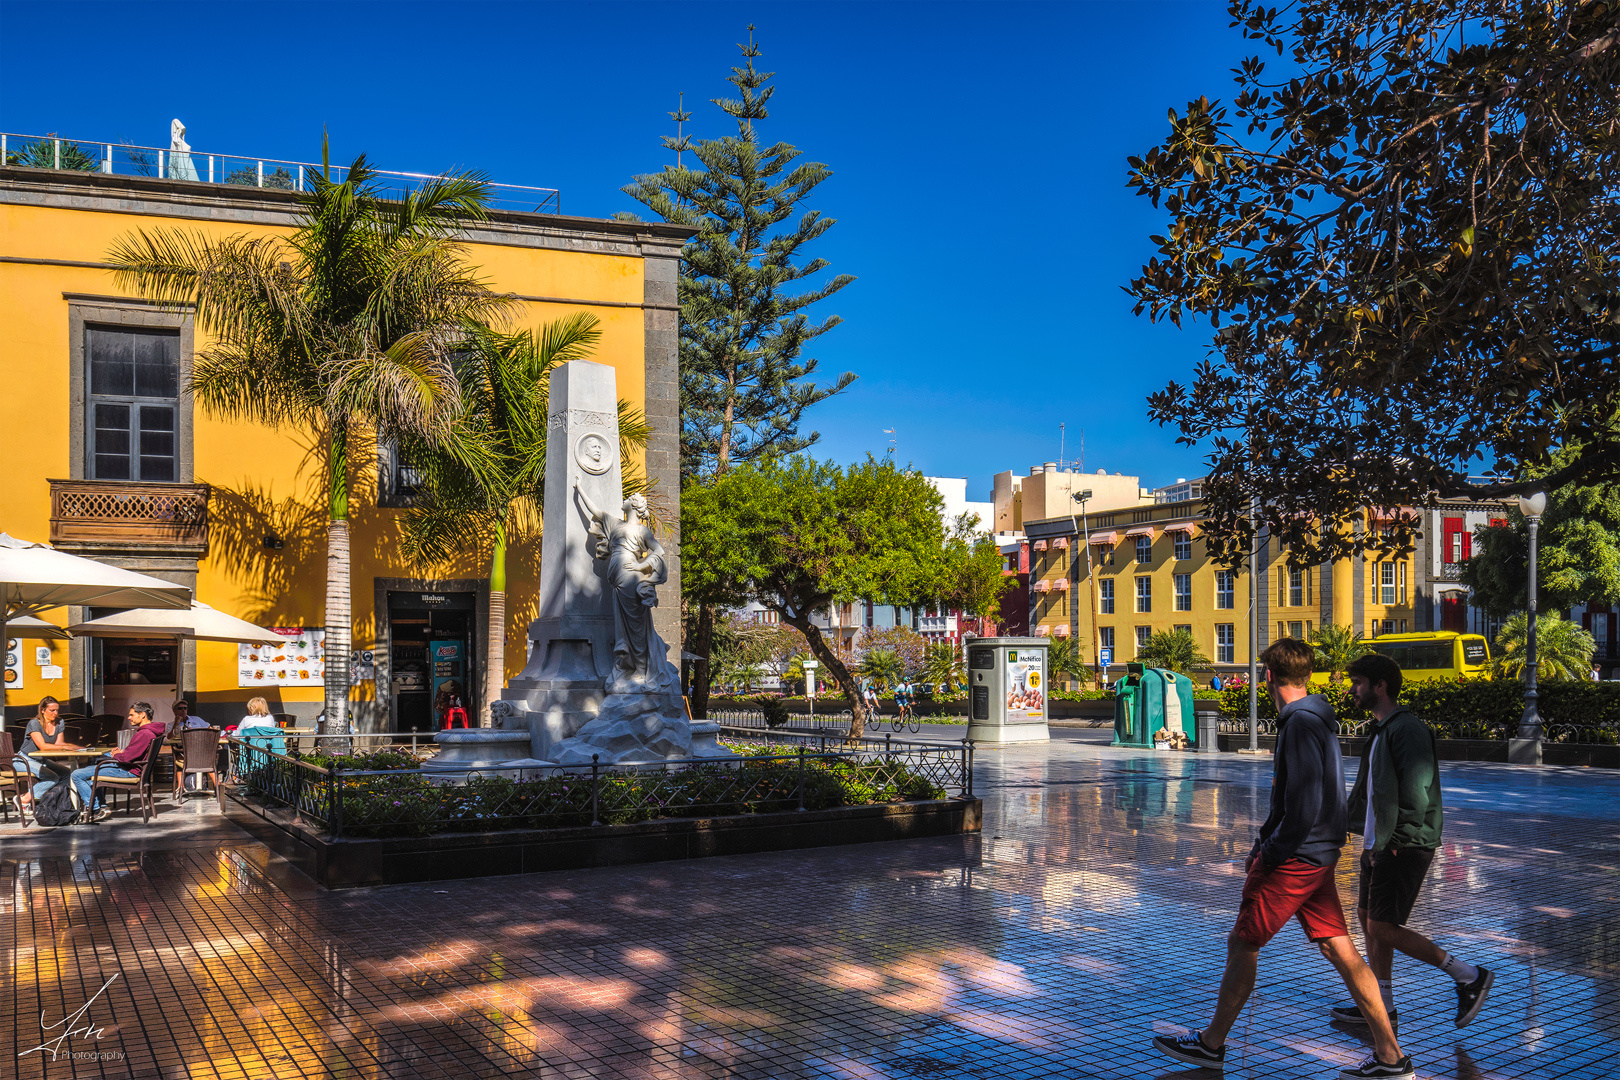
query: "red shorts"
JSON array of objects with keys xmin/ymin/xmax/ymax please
[{"xmin": 1233, "ymin": 857, "xmax": 1349, "ymax": 946}]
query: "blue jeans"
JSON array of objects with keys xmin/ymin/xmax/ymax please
[{"xmin": 71, "ymin": 761, "xmax": 136, "ymax": 811}]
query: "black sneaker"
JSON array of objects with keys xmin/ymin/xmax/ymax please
[
  {"xmin": 1152, "ymin": 1030, "xmax": 1225, "ymax": 1070},
  {"xmin": 1329, "ymin": 1002, "xmax": 1398, "ymax": 1031},
  {"xmin": 1338, "ymin": 1053, "xmax": 1415, "ymax": 1079},
  {"xmin": 1455, "ymin": 966, "xmax": 1493, "ymax": 1027}
]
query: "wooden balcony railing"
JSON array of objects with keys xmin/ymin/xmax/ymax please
[{"xmin": 49, "ymin": 478, "xmax": 210, "ymax": 554}]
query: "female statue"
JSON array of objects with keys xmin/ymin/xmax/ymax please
[{"xmin": 574, "ymin": 488, "xmax": 676, "ymax": 692}]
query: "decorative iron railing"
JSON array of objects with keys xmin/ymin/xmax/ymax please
[
  {"xmin": 2, "ymin": 131, "xmax": 562, "ymax": 215},
  {"xmin": 224, "ymin": 725, "xmax": 971, "ymax": 839}
]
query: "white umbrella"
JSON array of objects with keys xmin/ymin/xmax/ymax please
[
  {"xmin": 0, "ymin": 534, "xmax": 192, "ymax": 613},
  {"xmin": 4, "ymin": 614, "xmax": 70, "ymax": 641},
  {"xmin": 68, "ymin": 601, "xmax": 285, "ymax": 646},
  {"xmin": 0, "ymin": 534, "xmax": 192, "ymax": 691}
]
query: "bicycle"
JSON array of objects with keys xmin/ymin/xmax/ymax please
[{"xmin": 892, "ymin": 699, "xmax": 920, "ymax": 734}]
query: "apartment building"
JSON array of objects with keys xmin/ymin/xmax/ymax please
[{"xmin": 1023, "ymin": 499, "xmax": 1436, "ymax": 680}]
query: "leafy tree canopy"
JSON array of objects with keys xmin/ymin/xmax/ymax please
[
  {"xmin": 681, "ymin": 455, "xmax": 956, "ymax": 735},
  {"xmin": 1461, "ymin": 468, "xmax": 1620, "ymax": 618},
  {"xmin": 1128, "ymin": 0, "xmax": 1620, "ymax": 565},
  {"xmin": 939, "ymin": 514, "xmax": 1016, "ymax": 621}
]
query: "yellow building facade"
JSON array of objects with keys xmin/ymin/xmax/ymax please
[
  {"xmin": 1, "ymin": 156, "xmax": 687, "ymax": 731},
  {"xmin": 1024, "ymin": 502, "xmax": 1416, "ymax": 682}
]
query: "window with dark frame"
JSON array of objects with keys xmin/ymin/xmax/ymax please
[
  {"xmin": 1099, "ymin": 579, "xmax": 1115, "ymax": 614},
  {"xmin": 86, "ymin": 326, "xmax": 180, "ymax": 482}
]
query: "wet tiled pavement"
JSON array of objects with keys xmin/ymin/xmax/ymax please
[{"xmin": 2, "ymin": 738, "xmax": 1614, "ymax": 1079}]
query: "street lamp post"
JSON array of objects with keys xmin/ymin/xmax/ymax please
[{"xmin": 1509, "ymin": 490, "xmax": 1548, "ymax": 765}]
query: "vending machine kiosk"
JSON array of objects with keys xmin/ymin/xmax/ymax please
[{"xmin": 965, "ymin": 636, "xmax": 1051, "ymax": 744}]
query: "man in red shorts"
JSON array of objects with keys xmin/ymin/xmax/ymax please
[{"xmin": 1152, "ymin": 638, "xmax": 1413, "ymax": 1079}]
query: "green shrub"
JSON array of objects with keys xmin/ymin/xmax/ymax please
[
  {"xmin": 750, "ymin": 693, "xmax": 792, "ymax": 728},
  {"xmin": 324, "ymin": 746, "xmax": 950, "ymax": 838}
]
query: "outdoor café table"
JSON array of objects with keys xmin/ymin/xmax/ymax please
[{"xmin": 30, "ymin": 746, "xmax": 118, "ymax": 763}]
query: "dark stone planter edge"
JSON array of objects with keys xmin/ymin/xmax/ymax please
[{"xmin": 222, "ymin": 791, "xmax": 982, "ymax": 890}]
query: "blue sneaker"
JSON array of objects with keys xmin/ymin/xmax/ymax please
[{"xmin": 1152, "ymin": 1030, "xmax": 1225, "ymax": 1070}]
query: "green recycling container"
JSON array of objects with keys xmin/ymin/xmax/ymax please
[{"xmin": 1111, "ymin": 663, "xmax": 1197, "ymax": 749}]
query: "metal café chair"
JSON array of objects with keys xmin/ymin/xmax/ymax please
[
  {"xmin": 90, "ymin": 735, "xmax": 166, "ymax": 823},
  {"xmin": 174, "ymin": 727, "xmax": 223, "ymax": 801},
  {"xmin": 0, "ymin": 731, "xmax": 30, "ymax": 826}
]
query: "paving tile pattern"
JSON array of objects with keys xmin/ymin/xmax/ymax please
[{"xmin": 2, "ymin": 740, "xmax": 1613, "ymax": 1079}]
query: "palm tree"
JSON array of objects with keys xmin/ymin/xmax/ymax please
[
  {"xmin": 395, "ymin": 317, "xmax": 651, "ymax": 724},
  {"xmin": 1136, "ymin": 629, "xmax": 1211, "ymax": 675},
  {"xmin": 109, "ymin": 140, "xmax": 506, "ymax": 734},
  {"xmin": 921, "ymin": 640, "xmax": 965, "ymax": 692},
  {"xmin": 1493, "ymin": 612, "xmax": 1596, "ymax": 681},
  {"xmin": 858, "ymin": 648, "xmax": 903, "ymax": 690},
  {"xmin": 1308, "ymin": 623, "xmax": 1372, "ymax": 681},
  {"xmin": 1045, "ymin": 634, "xmax": 1090, "ymax": 690}
]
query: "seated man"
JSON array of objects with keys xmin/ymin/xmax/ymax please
[{"xmin": 71, "ymin": 701, "xmax": 166, "ymax": 822}]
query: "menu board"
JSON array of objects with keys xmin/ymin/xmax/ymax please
[
  {"xmin": 238, "ymin": 628, "xmax": 326, "ymax": 687},
  {"xmin": 5, "ymin": 637, "xmax": 21, "ymax": 689},
  {"xmin": 1004, "ymin": 649, "xmax": 1045, "ymax": 721}
]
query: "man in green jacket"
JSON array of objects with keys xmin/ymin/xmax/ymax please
[{"xmin": 1331, "ymin": 653, "xmax": 1493, "ymax": 1031}]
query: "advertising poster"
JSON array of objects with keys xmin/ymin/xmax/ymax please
[
  {"xmin": 1004, "ymin": 649, "xmax": 1045, "ymax": 720},
  {"xmin": 5, "ymin": 637, "xmax": 22, "ymax": 689},
  {"xmin": 238, "ymin": 628, "xmax": 326, "ymax": 687}
]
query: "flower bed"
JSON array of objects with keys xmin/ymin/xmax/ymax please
[{"xmin": 274, "ymin": 742, "xmax": 951, "ymax": 840}]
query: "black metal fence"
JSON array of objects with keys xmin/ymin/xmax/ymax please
[{"xmin": 224, "ymin": 726, "xmax": 972, "ymax": 840}]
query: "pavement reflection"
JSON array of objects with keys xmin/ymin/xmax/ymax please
[{"xmin": 2, "ymin": 738, "xmax": 1612, "ymax": 1078}]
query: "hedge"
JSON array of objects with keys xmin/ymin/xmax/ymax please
[{"xmin": 1216, "ymin": 677, "xmax": 1620, "ymax": 738}]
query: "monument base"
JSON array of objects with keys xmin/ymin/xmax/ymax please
[
  {"xmin": 427, "ymin": 729, "xmax": 543, "ymax": 771},
  {"xmin": 689, "ymin": 721, "xmax": 738, "ymax": 760},
  {"xmin": 552, "ymin": 689, "xmax": 693, "ymax": 765},
  {"xmin": 1508, "ymin": 737, "xmax": 1543, "ymax": 765}
]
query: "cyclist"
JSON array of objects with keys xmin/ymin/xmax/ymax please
[{"xmin": 894, "ymin": 680, "xmax": 913, "ymax": 725}]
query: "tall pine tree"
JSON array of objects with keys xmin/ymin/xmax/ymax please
[
  {"xmin": 624, "ymin": 27, "xmax": 856, "ymax": 716},
  {"xmin": 624, "ymin": 25, "xmax": 856, "ymax": 480}
]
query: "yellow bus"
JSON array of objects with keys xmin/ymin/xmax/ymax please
[{"xmin": 1365, "ymin": 631, "xmax": 1494, "ymax": 682}]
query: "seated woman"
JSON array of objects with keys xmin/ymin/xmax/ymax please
[
  {"xmin": 232, "ymin": 697, "xmax": 285, "ymax": 782},
  {"xmin": 14, "ymin": 696, "xmax": 80, "ymax": 807}
]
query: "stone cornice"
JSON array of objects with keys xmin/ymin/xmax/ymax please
[{"xmin": 0, "ymin": 166, "xmax": 695, "ymax": 257}]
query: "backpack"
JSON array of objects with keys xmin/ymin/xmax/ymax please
[{"xmin": 31, "ymin": 780, "xmax": 80, "ymax": 827}]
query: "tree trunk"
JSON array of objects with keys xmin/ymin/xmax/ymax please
[
  {"xmin": 785, "ymin": 613, "xmax": 868, "ymax": 738},
  {"xmin": 691, "ymin": 603, "xmax": 715, "ymax": 719},
  {"xmin": 484, "ymin": 521, "xmax": 506, "ymax": 727},
  {"xmin": 323, "ymin": 421, "xmax": 352, "ymax": 738}
]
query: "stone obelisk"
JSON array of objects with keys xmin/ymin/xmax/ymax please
[{"xmin": 502, "ymin": 360, "xmax": 623, "ymax": 759}]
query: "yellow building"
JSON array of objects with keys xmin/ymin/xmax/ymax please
[
  {"xmin": 1, "ymin": 142, "xmax": 688, "ymax": 731},
  {"xmin": 1024, "ymin": 501, "xmax": 1417, "ymax": 682}
]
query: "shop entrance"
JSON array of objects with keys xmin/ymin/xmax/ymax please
[
  {"xmin": 387, "ymin": 591, "xmax": 476, "ymax": 733},
  {"xmin": 95, "ymin": 637, "xmax": 180, "ymax": 728}
]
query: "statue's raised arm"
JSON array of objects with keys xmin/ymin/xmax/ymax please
[{"xmin": 574, "ymin": 484, "xmax": 610, "ymax": 561}]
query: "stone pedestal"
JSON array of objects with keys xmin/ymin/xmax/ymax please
[
  {"xmin": 1508, "ymin": 737, "xmax": 1543, "ymax": 766},
  {"xmin": 427, "ymin": 729, "xmax": 546, "ymax": 771},
  {"xmin": 688, "ymin": 721, "xmax": 733, "ymax": 759},
  {"xmin": 503, "ymin": 361, "xmax": 623, "ymax": 748}
]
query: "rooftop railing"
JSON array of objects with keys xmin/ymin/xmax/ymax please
[{"xmin": 1, "ymin": 131, "xmax": 561, "ymax": 215}]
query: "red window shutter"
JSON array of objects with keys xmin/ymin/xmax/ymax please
[{"xmin": 1461, "ymin": 531, "xmax": 1472, "ymax": 560}]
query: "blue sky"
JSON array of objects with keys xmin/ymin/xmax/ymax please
[{"xmin": 1, "ymin": 0, "xmax": 1244, "ymax": 500}]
